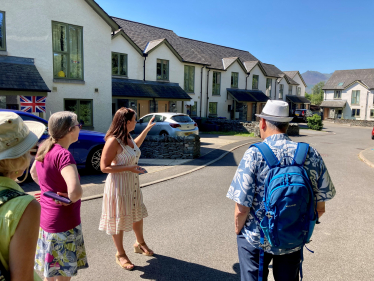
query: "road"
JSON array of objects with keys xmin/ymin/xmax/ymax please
[{"xmin": 39, "ymin": 123, "xmax": 374, "ymax": 280}]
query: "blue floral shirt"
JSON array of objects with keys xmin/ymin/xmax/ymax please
[{"xmin": 227, "ymin": 134, "xmax": 336, "ymax": 255}]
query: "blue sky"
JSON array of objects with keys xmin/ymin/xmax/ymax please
[{"xmin": 97, "ymin": 0, "xmax": 374, "ymax": 74}]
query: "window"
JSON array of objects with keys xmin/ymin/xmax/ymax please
[
  {"xmin": 53, "ymin": 22, "xmax": 83, "ymax": 80},
  {"xmin": 252, "ymin": 75, "xmax": 259, "ymax": 89},
  {"xmin": 266, "ymin": 78, "xmax": 272, "ymax": 97},
  {"xmin": 297, "ymin": 87, "xmax": 301, "ymax": 96},
  {"xmin": 140, "ymin": 115, "xmax": 153, "ymax": 123},
  {"xmin": 334, "ymin": 90, "xmax": 341, "ymax": 99},
  {"xmin": 157, "ymin": 59, "xmax": 169, "ymax": 80},
  {"xmin": 191, "ymin": 101, "xmax": 197, "ymax": 117},
  {"xmin": 112, "ymin": 52, "xmax": 128, "ymax": 76},
  {"xmin": 0, "ymin": 11, "xmax": 6, "ymax": 51},
  {"xmin": 171, "ymin": 115, "xmax": 193, "ymax": 122},
  {"xmin": 288, "ymin": 85, "xmax": 292, "ymax": 95},
  {"xmin": 231, "ymin": 72, "xmax": 239, "ymax": 88},
  {"xmin": 279, "ymin": 84, "xmax": 284, "ymax": 99},
  {"xmin": 154, "ymin": 115, "xmax": 165, "ymax": 122},
  {"xmin": 370, "ymin": 109, "xmax": 374, "ymax": 118},
  {"xmin": 209, "ymin": 102, "xmax": 218, "ymax": 116},
  {"xmin": 351, "ymin": 90, "xmax": 360, "ymax": 104},
  {"xmin": 184, "ymin": 65, "xmax": 195, "ymax": 92},
  {"xmin": 64, "ymin": 99, "xmax": 93, "ymax": 127},
  {"xmin": 351, "ymin": 109, "xmax": 360, "ymax": 117},
  {"xmin": 212, "ymin": 72, "xmax": 221, "ymax": 95},
  {"xmin": 338, "ymin": 82, "xmax": 344, "ymax": 87}
]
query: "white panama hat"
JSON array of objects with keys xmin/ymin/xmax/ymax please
[
  {"xmin": 0, "ymin": 112, "xmax": 46, "ymax": 160},
  {"xmin": 255, "ymin": 100, "xmax": 294, "ymax": 122}
]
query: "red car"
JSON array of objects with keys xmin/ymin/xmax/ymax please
[{"xmin": 372, "ymin": 127, "xmax": 374, "ymax": 140}]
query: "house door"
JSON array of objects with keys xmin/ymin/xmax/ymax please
[
  {"xmin": 158, "ymin": 101, "xmax": 169, "ymax": 113},
  {"xmin": 323, "ymin": 108, "xmax": 329, "ymax": 119},
  {"xmin": 138, "ymin": 100, "xmax": 150, "ymax": 118}
]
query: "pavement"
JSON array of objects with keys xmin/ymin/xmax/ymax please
[
  {"xmin": 359, "ymin": 147, "xmax": 374, "ymax": 168},
  {"xmin": 42, "ymin": 122, "xmax": 373, "ymax": 281}
]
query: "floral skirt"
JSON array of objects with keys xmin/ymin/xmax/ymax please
[{"xmin": 34, "ymin": 224, "xmax": 89, "ymax": 277}]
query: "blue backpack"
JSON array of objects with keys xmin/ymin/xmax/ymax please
[{"xmin": 251, "ymin": 142, "xmax": 318, "ymax": 281}]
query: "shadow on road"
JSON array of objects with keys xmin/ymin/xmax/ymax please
[{"xmin": 137, "ymin": 254, "xmax": 240, "ymax": 281}]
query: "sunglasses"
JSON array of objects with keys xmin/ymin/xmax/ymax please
[{"xmin": 73, "ymin": 124, "xmax": 83, "ymax": 129}]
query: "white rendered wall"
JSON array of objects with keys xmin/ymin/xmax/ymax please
[
  {"xmin": 248, "ymin": 64, "xmax": 266, "ymax": 93},
  {"xmin": 2, "ymin": 0, "xmax": 113, "ymax": 133},
  {"xmin": 277, "ymin": 78, "xmax": 288, "ymax": 101},
  {"xmin": 292, "ymin": 73, "xmax": 306, "ymax": 97}
]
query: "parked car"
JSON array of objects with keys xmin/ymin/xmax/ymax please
[
  {"xmin": 0, "ymin": 109, "xmax": 105, "ymax": 173},
  {"xmin": 372, "ymin": 127, "xmax": 374, "ymax": 140},
  {"xmin": 134, "ymin": 113, "xmax": 199, "ymax": 137},
  {"xmin": 292, "ymin": 109, "xmax": 313, "ymax": 123}
]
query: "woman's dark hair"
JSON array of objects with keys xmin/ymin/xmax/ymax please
[{"xmin": 105, "ymin": 107, "xmax": 136, "ymax": 145}]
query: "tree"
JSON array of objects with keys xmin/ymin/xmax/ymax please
[
  {"xmin": 310, "ymin": 81, "xmax": 325, "ymax": 105},
  {"xmin": 305, "ymin": 92, "xmax": 312, "ymax": 101}
]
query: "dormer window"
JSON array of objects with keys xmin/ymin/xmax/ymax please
[
  {"xmin": 157, "ymin": 59, "xmax": 169, "ymax": 80},
  {"xmin": 112, "ymin": 52, "xmax": 128, "ymax": 76},
  {"xmin": 334, "ymin": 90, "xmax": 341, "ymax": 99}
]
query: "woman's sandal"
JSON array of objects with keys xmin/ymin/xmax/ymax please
[
  {"xmin": 134, "ymin": 241, "xmax": 154, "ymax": 256},
  {"xmin": 115, "ymin": 253, "xmax": 135, "ymax": 270}
]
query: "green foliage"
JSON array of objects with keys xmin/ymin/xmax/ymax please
[
  {"xmin": 307, "ymin": 114, "xmax": 323, "ymax": 131},
  {"xmin": 305, "ymin": 93, "xmax": 312, "ymax": 100},
  {"xmin": 309, "ymin": 81, "xmax": 325, "ymax": 105}
]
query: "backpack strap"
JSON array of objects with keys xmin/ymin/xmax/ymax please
[
  {"xmin": 292, "ymin": 143, "xmax": 310, "ymax": 166},
  {"xmin": 0, "ymin": 189, "xmax": 26, "ymax": 207},
  {"xmin": 251, "ymin": 142, "xmax": 280, "ymax": 169}
]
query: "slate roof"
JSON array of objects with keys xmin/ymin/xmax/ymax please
[
  {"xmin": 112, "ymin": 16, "xmax": 259, "ymax": 69},
  {"xmin": 283, "ymin": 71, "xmax": 307, "ymax": 87},
  {"xmin": 261, "ymin": 63, "xmax": 284, "ymax": 78},
  {"xmin": 320, "ymin": 100, "xmax": 347, "ymax": 108},
  {"xmin": 227, "ymin": 89, "xmax": 269, "ymax": 102},
  {"xmin": 0, "ymin": 56, "xmax": 50, "ymax": 92},
  {"xmin": 323, "ymin": 69, "xmax": 374, "ymax": 90},
  {"xmin": 286, "ymin": 95, "xmax": 311, "ymax": 104},
  {"xmin": 243, "ymin": 61, "xmax": 259, "ymax": 72},
  {"xmin": 112, "ymin": 79, "xmax": 191, "ymax": 100}
]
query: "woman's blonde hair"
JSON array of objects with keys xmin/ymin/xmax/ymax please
[
  {"xmin": 0, "ymin": 153, "xmax": 31, "ymax": 177},
  {"xmin": 36, "ymin": 111, "xmax": 78, "ymax": 162}
]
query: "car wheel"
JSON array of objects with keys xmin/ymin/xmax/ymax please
[
  {"xmin": 159, "ymin": 131, "xmax": 169, "ymax": 137},
  {"xmin": 86, "ymin": 146, "xmax": 103, "ymax": 173},
  {"xmin": 372, "ymin": 135, "xmax": 374, "ymax": 140}
]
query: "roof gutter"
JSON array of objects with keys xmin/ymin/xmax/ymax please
[
  {"xmin": 245, "ymin": 73, "xmax": 250, "ymax": 90},
  {"xmin": 143, "ymin": 53, "xmax": 148, "ymax": 81},
  {"xmin": 200, "ymin": 65, "xmax": 206, "ymax": 117},
  {"xmin": 206, "ymin": 69, "xmax": 211, "ymax": 118}
]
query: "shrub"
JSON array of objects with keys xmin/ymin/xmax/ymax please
[{"xmin": 307, "ymin": 114, "xmax": 323, "ymax": 131}]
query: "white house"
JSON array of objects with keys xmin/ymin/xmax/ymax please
[
  {"xmin": 321, "ymin": 69, "xmax": 374, "ymax": 120},
  {"xmin": 0, "ymin": 0, "xmax": 118, "ymax": 132}
]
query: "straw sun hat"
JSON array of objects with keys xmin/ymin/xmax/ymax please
[{"xmin": 0, "ymin": 112, "xmax": 45, "ymax": 160}]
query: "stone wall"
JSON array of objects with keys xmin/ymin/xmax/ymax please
[
  {"xmin": 202, "ymin": 119, "xmax": 299, "ymax": 137},
  {"xmin": 138, "ymin": 134, "xmax": 200, "ymax": 159},
  {"xmin": 332, "ymin": 119, "xmax": 374, "ymax": 127}
]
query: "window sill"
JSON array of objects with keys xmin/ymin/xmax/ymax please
[
  {"xmin": 212, "ymin": 94, "xmax": 221, "ymax": 96},
  {"xmin": 53, "ymin": 79, "xmax": 85, "ymax": 85},
  {"xmin": 112, "ymin": 75, "xmax": 128, "ymax": 79},
  {"xmin": 186, "ymin": 92, "xmax": 195, "ymax": 94},
  {"xmin": 334, "ymin": 98, "xmax": 342, "ymax": 100},
  {"xmin": 0, "ymin": 50, "xmax": 8, "ymax": 56},
  {"xmin": 156, "ymin": 79, "xmax": 170, "ymax": 83}
]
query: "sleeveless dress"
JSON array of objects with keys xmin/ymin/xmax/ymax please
[{"xmin": 99, "ymin": 138, "xmax": 148, "ymax": 235}]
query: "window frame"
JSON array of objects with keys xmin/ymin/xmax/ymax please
[
  {"xmin": 156, "ymin": 59, "xmax": 169, "ymax": 81},
  {"xmin": 231, "ymin": 72, "xmax": 239, "ymax": 88},
  {"xmin": 252, "ymin": 75, "xmax": 259, "ymax": 90},
  {"xmin": 212, "ymin": 72, "xmax": 221, "ymax": 95},
  {"xmin": 208, "ymin": 102, "xmax": 218, "ymax": 116},
  {"xmin": 0, "ymin": 11, "xmax": 6, "ymax": 51},
  {"xmin": 266, "ymin": 78, "xmax": 272, "ymax": 97},
  {"xmin": 351, "ymin": 90, "xmax": 360, "ymax": 105},
  {"xmin": 334, "ymin": 90, "xmax": 342, "ymax": 99},
  {"xmin": 64, "ymin": 98, "xmax": 93, "ymax": 128},
  {"xmin": 279, "ymin": 84, "xmax": 284, "ymax": 99},
  {"xmin": 52, "ymin": 21, "xmax": 84, "ymax": 80},
  {"xmin": 112, "ymin": 52, "xmax": 128, "ymax": 77},
  {"xmin": 288, "ymin": 85, "xmax": 292, "ymax": 95},
  {"xmin": 190, "ymin": 101, "xmax": 198, "ymax": 117},
  {"xmin": 184, "ymin": 65, "xmax": 195, "ymax": 93},
  {"xmin": 370, "ymin": 109, "xmax": 374, "ymax": 118},
  {"xmin": 297, "ymin": 87, "xmax": 301, "ymax": 96},
  {"xmin": 351, "ymin": 108, "xmax": 360, "ymax": 117}
]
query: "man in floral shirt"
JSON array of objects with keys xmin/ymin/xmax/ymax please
[{"xmin": 227, "ymin": 100, "xmax": 336, "ymax": 281}]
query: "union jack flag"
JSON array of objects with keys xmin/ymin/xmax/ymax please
[{"xmin": 20, "ymin": 96, "xmax": 46, "ymax": 113}]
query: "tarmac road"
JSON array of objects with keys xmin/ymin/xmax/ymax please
[{"xmin": 38, "ymin": 123, "xmax": 374, "ymax": 281}]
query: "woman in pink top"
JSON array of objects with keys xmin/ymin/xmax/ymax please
[{"xmin": 30, "ymin": 111, "xmax": 88, "ymax": 280}]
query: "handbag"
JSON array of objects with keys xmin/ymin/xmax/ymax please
[{"xmin": 0, "ymin": 189, "xmax": 27, "ymax": 281}]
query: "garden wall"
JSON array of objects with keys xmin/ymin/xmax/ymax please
[{"xmin": 332, "ymin": 119, "xmax": 374, "ymax": 127}]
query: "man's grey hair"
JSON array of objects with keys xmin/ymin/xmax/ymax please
[{"xmin": 265, "ymin": 120, "xmax": 289, "ymax": 132}]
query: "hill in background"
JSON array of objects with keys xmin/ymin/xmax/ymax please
[{"xmin": 301, "ymin": 71, "xmax": 333, "ymax": 93}]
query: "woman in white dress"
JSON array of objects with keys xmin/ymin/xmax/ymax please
[{"xmin": 99, "ymin": 107, "xmax": 155, "ymax": 270}]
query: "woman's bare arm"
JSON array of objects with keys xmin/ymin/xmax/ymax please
[
  {"xmin": 30, "ymin": 160, "xmax": 39, "ymax": 185},
  {"xmin": 61, "ymin": 164, "xmax": 83, "ymax": 203},
  {"xmin": 100, "ymin": 137, "xmax": 142, "ymax": 174},
  {"xmin": 9, "ymin": 199, "xmax": 40, "ymax": 281},
  {"xmin": 134, "ymin": 116, "xmax": 156, "ymax": 148}
]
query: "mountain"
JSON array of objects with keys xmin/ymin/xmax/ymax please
[{"xmin": 301, "ymin": 71, "xmax": 333, "ymax": 93}]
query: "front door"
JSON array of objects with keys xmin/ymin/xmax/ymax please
[
  {"xmin": 138, "ymin": 100, "xmax": 150, "ymax": 118},
  {"xmin": 158, "ymin": 101, "xmax": 169, "ymax": 113}
]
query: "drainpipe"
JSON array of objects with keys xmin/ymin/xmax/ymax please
[
  {"xmin": 143, "ymin": 53, "xmax": 148, "ymax": 81},
  {"xmin": 200, "ymin": 66, "xmax": 205, "ymax": 117},
  {"xmin": 365, "ymin": 91, "xmax": 369, "ymax": 120},
  {"xmin": 274, "ymin": 78, "xmax": 277, "ymax": 100},
  {"xmin": 245, "ymin": 73, "xmax": 250, "ymax": 90},
  {"xmin": 206, "ymin": 68, "xmax": 211, "ymax": 118}
]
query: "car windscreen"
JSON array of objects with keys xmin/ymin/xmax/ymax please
[{"xmin": 171, "ymin": 115, "xmax": 193, "ymax": 123}]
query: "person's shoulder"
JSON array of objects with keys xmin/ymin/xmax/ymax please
[
  {"xmin": 307, "ymin": 144, "xmax": 322, "ymax": 158},
  {"xmin": 105, "ymin": 136, "xmax": 121, "ymax": 147}
]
